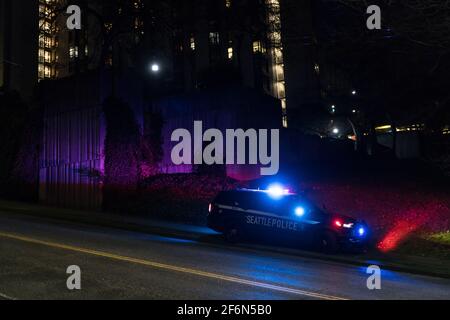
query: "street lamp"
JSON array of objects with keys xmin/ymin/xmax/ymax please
[
  {"xmin": 331, "ymin": 105, "xmax": 336, "ymax": 114},
  {"xmin": 351, "ymin": 90, "xmax": 357, "ymax": 95},
  {"xmin": 332, "ymin": 128, "xmax": 340, "ymax": 135},
  {"xmin": 150, "ymin": 63, "xmax": 160, "ymax": 73}
]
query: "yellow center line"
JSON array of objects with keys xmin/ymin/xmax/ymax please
[{"xmin": 0, "ymin": 232, "xmax": 348, "ymax": 300}]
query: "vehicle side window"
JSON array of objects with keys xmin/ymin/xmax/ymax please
[
  {"xmin": 253, "ymin": 193, "xmax": 282, "ymax": 215},
  {"xmin": 242, "ymin": 193, "xmax": 292, "ymax": 216},
  {"xmin": 219, "ymin": 192, "xmax": 247, "ymax": 208},
  {"xmin": 271, "ymin": 198, "xmax": 293, "ymax": 217},
  {"xmin": 239, "ymin": 193, "xmax": 265, "ymax": 211},
  {"xmin": 234, "ymin": 193, "xmax": 247, "ymax": 207},
  {"xmin": 308, "ymin": 209, "xmax": 327, "ymax": 222}
]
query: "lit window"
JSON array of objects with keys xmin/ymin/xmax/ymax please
[
  {"xmin": 314, "ymin": 63, "xmax": 320, "ymax": 74},
  {"xmin": 134, "ymin": 1, "xmax": 142, "ymax": 9},
  {"xmin": 105, "ymin": 55, "xmax": 113, "ymax": 66},
  {"xmin": 253, "ymin": 41, "xmax": 265, "ymax": 53},
  {"xmin": 38, "ymin": 64, "xmax": 44, "ymax": 78},
  {"xmin": 45, "ymin": 50, "xmax": 51, "ymax": 63},
  {"xmin": 69, "ymin": 46, "xmax": 79, "ymax": 59},
  {"xmin": 282, "ymin": 115, "xmax": 288, "ymax": 128},
  {"xmin": 44, "ymin": 65, "xmax": 51, "ymax": 78},
  {"xmin": 227, "ymin": 47, "xmax": 233, "ymax": 60},
  {"xmin": 209, "ymin": 32, "xmax": 220, "ymax": 45}
]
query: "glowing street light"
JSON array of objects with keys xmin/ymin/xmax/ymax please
[
  {"xmin": 351, "ymin": 90, "xmax": 357, "ymax": 95},
  {"xmin": 150, "ymin": 63, "xmax": 160, "ymax": 73},
  {"xmin": 332, "ymin": 128, "xmax": 340, "ymax": 135}
]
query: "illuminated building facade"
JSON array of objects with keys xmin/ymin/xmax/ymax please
[
  {"xmin": 266, "ymin": 0, "xmax": 287, "ymax": 126},
  {"xmin": 3, "ymin": 0, "xmax": 298, "ymax": 125},
  {"xmin": 37, "ymin": 0, "xmax": 146, "ymax": 80},
  {"xmin": 1, "ymin": 0, "xmax": 318, "ymax": 125},
  {"xmin": 38, "ymin": 0, "xmax": 63, "ymax": 80}
]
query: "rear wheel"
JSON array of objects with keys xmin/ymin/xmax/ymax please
[{"xmin": 318, "ymin": 231, "xmax": 339, "ymax": 254}]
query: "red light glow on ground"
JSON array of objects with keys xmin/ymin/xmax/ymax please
[{"xmin": 377, "ymin": 209, "xmax": 429, "ymax": 252}]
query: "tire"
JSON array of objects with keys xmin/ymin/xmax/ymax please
[
  {"xmin": 318, "ymin": 231, "xmax": 339, "ymax": 254},
  {"xmin": 224, "ymin": 226, "xmax": 240, "ymax": 243}
]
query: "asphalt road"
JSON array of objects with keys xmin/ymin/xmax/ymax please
[{"xmin": 0, "ymin": 211, "xmax": 449, "ymax": 300}]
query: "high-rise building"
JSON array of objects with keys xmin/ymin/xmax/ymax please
[
  {"xmin": 0, "ymin": 0, "xmax": 4, "ymax": 88},
  {"xmin": 0, "ymin": 0, "xmax": 39, "ymax": 99},
  {"xmin": 35, "ymin": 0, "xmax": 291, "ymax": 125},
  {"xmin": 266, "ymin": 0, "xmax": 287, "ymax": 126},
  {"xmin": 37, "ymin": 0, "xmax": 147, "ymax": 80},
  {"xmin": 2, "ymin": 0, "xmax": 317, "ymax": 125},
  {"xmin": 38, "ymin": 0, "xmax": 62, "ymax": 80},
  {"xmin": 280, "ymin": 0, "xmax": 321, "ymax": 123},
  {"xmin": 168, "ymin": 0, "xmax": 288, "ymax": 125}
]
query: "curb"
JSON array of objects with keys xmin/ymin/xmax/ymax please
[{"xmin": 1, "ymin": 203, "xmax": 449, "ymax": 280}]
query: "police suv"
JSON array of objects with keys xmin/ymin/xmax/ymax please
[{"xmin": 207, "ymin": 186, "xmax": 370, "ymax": 253}]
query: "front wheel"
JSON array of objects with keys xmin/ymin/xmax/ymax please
[
  {"xmin": 224, "ymin": 226, "xmax": 240, "ymax": 243},
  {"xmin": 318, "ymin": 231, "xmax": 339, "ymax": 254}
]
